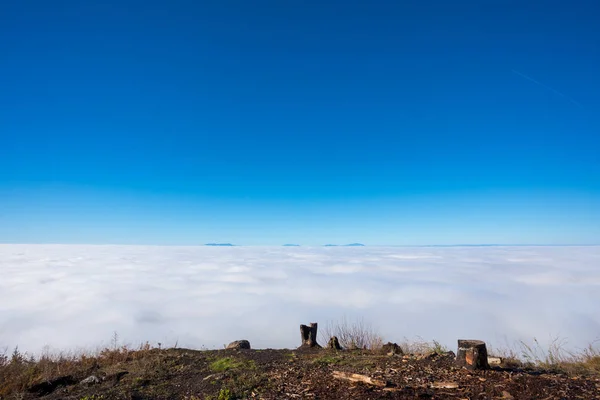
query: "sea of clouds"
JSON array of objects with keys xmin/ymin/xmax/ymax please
[{"xmin": 1, "ymin": 245, "xmax": 599, "ymax": 355}]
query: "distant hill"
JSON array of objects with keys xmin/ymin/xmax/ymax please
[
  {"xmin": 204, "ymin": 243, "xmax": 234, "ymax": 246},
  {"xmin": 324, "ymin": 243, "xmax": 365, "ymax": 247},
  {"xmin": 283, "ymin": 244, "xmax": 300, "ymax": 247}
]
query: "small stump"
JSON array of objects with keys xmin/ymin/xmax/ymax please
[
  {"xmin": 299, "ymin": 322, "xmax": 321, "ymax": 348},
  {"xmin": 456, "ymin": 340, "xmax": 489, "ymax": 370},
  {"xmin": 327, "ymin": 336, "xmax": 342, "ymax": 350},
  {"xmin": 380, "ymin": 342, "xmax": 403, "ymax": 356}
]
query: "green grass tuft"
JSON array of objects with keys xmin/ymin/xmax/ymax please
[{"xmin": 209, "ymin": 357, "xmax": 255, "ymax": 372}]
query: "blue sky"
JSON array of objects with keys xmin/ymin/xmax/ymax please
[{"xmin": 1, "ymin": 0, "xmax": 599, "ymax": 245}]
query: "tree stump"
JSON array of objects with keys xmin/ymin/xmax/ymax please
[
  {"xmin": 299, "ymin": 322, "xmax": 321, "ymax": 348},
  {"xmin": 327, "ymin": 336, "xmax": 342, "ymax": 350},
  {"xmin": 380, "ymin": 342, "xmax": 403, "ymax": 356},
  {"xmin": 456, "ymin": 340, "xmax": 490, "ymax": 370}
]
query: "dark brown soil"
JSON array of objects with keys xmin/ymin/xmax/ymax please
[{"xmin": 3, "ymin": 347, "xmax": 600, "ymax": 400}]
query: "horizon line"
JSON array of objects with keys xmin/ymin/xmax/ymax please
[{"xmin": 0, "ymin": 243, "xmax": 599, "ymax": 247}]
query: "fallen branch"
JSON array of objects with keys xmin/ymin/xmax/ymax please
[
  {"xmin": 431, "ymin": 381, "xmax": 459, "ymax": 389},
  {"xmin": 331, "ymin": 371, "xmax": 387, "ymax": 387}
]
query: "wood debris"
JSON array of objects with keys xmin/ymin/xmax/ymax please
[
  {"xmin": 431, "ymin": 381, "xmax": 460, "ymax": 389},
  {"xmin": 331, "ymin": 371, "xmax": 387, "ymax": 387}
]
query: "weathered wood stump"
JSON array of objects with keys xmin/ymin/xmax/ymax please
[
  {"xmin": 299, "ymin": 322, "xmax": 321, "ymax": 348},
  {"xmin": 327, "ymin": 336, "xmax": 342, "ymax": 350},
  {"xmin": 380, "ymin": 342, "xmax": 403, "ymax": 356},
  {"xmin": 456, "ymin": 340, "xmax": 490, "ymax": 370}
]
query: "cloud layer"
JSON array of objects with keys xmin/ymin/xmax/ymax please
[{"xmin": 1, "ymin": 245, "xmax": 599, "ymax": 354}]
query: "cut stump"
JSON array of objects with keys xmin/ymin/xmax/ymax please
[
  {"xmin": 380, "ymin": 342, "xmax": 403, "ymax": 356},
  {"xmin": 299, "ymin": 323, "xmax": 321, "ymax": 348},
  {"xmin": 456, "ymin": 340, "xmax": 490, "ymax": 370}
]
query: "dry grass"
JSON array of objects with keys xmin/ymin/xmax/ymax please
[
  {"xmin": 488, "ymin": 337, "xmax": 600, "ymax": 376},
  {"xmin": 2, "ymin": 332, "xmax": 599, "ymax": 398},
  {"xmin": 320, "ymin": 317, "xmax": 384, "ymax": 350},
  {"xmin": 0, "ymin": 338, "xmax": 158, "ymax": 397},
  {"xmin": 397, "ymin": 337, "xmax": 449, "ymax": 355}
]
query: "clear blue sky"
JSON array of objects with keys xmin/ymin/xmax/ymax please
[{"xmin": 1, "ymin": 0, "xmax": 599, "ymax": 245}]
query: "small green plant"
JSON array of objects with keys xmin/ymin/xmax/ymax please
[
  {"xmin": 204, "ymin": 388, "xmax": 234, "ymax": 400},
  {"xmin": 312, "ymin": 354, "xmax": 343, "ymax": 366},
  {"xmin": 209, "ymin": 357, "xmax": 255, "ymax": 372},
  {"xmin": 217, "ymin": 388, "xmax": 234, "ymax": 400}
]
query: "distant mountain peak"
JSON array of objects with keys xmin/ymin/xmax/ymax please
[
  {"xmin": 283, "ymin": 244, "xmax": 300, "ymax": 247},
  {"xmin": 204, "ymin": 243, "xmax": 234, "ymax": 246},
  {"xmin": 324, "ymin": 243, "xmax": 365, "ymax": 247}
]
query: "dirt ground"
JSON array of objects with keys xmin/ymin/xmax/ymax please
[{"xmin": 4, "ymin": 347, "xmax": 600, "ymax": 400}]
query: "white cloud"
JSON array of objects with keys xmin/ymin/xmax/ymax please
[{"xmin": 0, "ymin": 245, "xmax": 599, "ymax": 354}]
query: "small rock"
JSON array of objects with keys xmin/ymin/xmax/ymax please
[
  {"xmin": 380, "ymin": 342, "xmax": 403, "ymax": 356},
  {"xmin": 226, "ymin": 340, "xmax": 251, "ymax": 350},
  {"xmin": 80, "ymin": 375, "xmax": 101, "ymax": 385},
  {"xmin": 502, "ymin": 391, "xmax": 514, "ymax": 399}
]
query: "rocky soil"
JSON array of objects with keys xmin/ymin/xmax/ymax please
[{"xmin": 2, "ymin": 345, "xmax": 600, "ymax": 400}]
